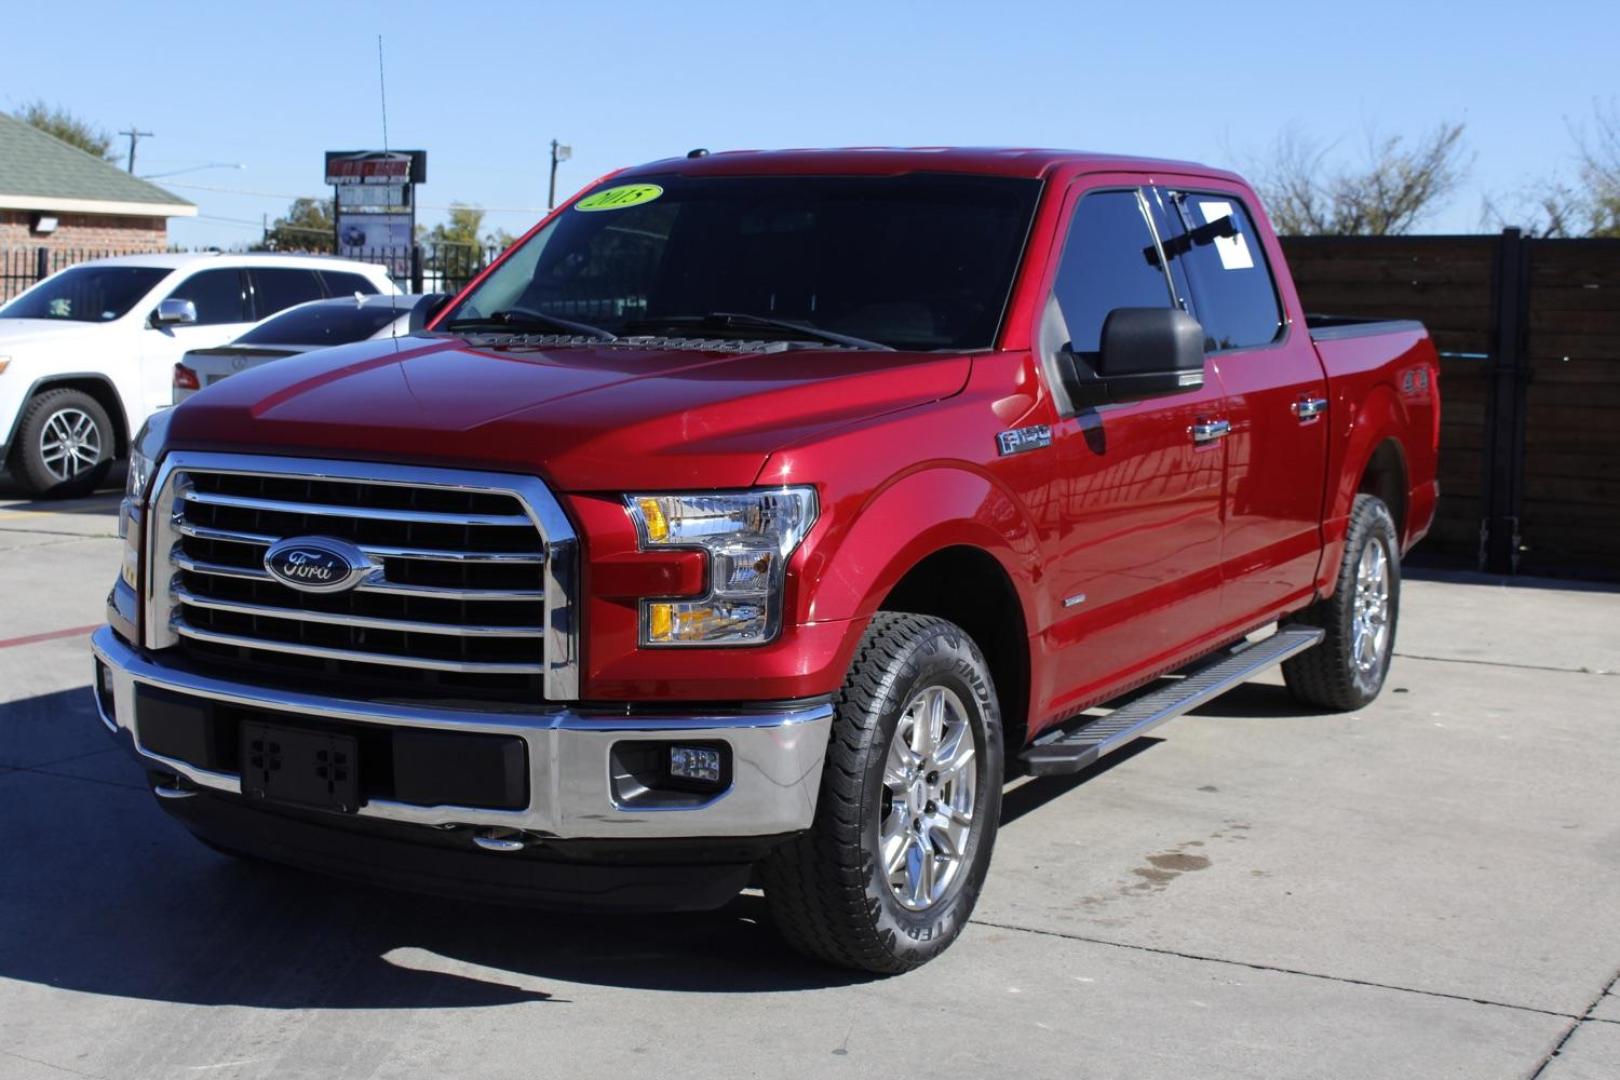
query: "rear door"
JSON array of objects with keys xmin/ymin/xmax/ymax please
[
  {"xmin": 248, "ymin": 267, "xmax": 326, "ymax": 321},
  {"xmin": 1039, "ymin": 183, "xmax": 1230, "ymax": 716},
  {"xmin": 1153, "ymin": 185, "xmax": 1330, "ymax": 622}
]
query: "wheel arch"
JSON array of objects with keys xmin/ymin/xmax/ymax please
[
  {"xmin": 797, "ymin": 466, "xmax": 1042, "ymax": 750},
  {"xmin": 879, "ymin": 545, "xmax": 1033, "ymax": 755},
  {"xmin": 6, "ymin": 374, "xmax": 132, "ymax": 459}
]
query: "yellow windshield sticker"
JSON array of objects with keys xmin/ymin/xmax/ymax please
[{"xmin": 574, "ymin": 183, "xmax": 664, "ymax": 212}]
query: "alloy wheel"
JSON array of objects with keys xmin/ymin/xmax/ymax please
[
  {"xmin": 878, "ymin": 684, "xmax": 978, "ymax": 911},
  {"xmin": 38, "ymin": 407, "xmax": 104, "ymax": 483}
]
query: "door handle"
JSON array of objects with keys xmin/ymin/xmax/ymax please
[
  {"xmin": 1190, "ymin": 418, "xmax": 1231, "ymax": 443},
  {"xmin": 1292, "ymin": 397, "xmax": 1328, "ymax": 422}
]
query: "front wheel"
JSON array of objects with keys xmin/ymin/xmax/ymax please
[
  {"xmin": 761, "ymin": 612, "xmax": 1003, "ymax": 974},
  {"xmin": 1283, "ymin": 493, "xmax": 1401, "ymax": 710},
  {"xmin": 9, "ymin": 388, "xmax": 115, "ymax": 498}
]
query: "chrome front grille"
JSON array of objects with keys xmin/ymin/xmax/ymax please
[{"xmin": 144, "ymin": 453, "xmax": 578, "ymax": 702}]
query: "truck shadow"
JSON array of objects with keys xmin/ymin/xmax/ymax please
[
  {"xmin": 0, "ymin": 675, "xmax": 1319, "ymax": 1010},
  {"xmin": 1, "ymin": 686, "xmax": 881, "ymax": 1009}
]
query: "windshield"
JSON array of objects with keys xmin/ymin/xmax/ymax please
[
  {"xmin": 0, "ymin": 265, "xmax": 169, "ymax": 323},
  {"xmin": 442, "ymin": 172, "xmax": 1041, "ymax": 351},
  {"xmin": 237, "ymin": 302, "xmax": 404, "ymax": 346}
]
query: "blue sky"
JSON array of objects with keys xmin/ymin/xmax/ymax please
[{"xmin": 5, "ymin": 0, "xmax": 1615, "ymax": 248}]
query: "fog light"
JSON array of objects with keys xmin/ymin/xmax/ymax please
[
  {"xmin": 94, "ymin": 660, "xmax": 116, "ymax": 721},
  {"xmin": 669, "ymin": 745, "xmax": 723, "ymax": 784}
]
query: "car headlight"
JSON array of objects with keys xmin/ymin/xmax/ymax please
[
  {"xmin": 119, "ymin": 410, "xmax": 171, "ymax": 544},
  {"xmin": 625, "ymin": 488, "xmax": 818, "ymax": 646}
]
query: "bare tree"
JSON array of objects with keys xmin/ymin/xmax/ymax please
[
  {"xmin": 1485, "ymin": 100, "xmax": 1620, "ymax": 238},
  {"xmin": 1254, "ymin": 121, "xmax": 1470, "ymax": 235},
  {"xmin": 15, "ymin": 100, "xmax": 115, "ymax": 161}
]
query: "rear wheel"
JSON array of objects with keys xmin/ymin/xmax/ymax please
[
  {"xmin": 761, "ymin": 613, "xmax": 1003, "ymax": 974},
  {"xmin": 9, "ymin": 388, "xmax": 114, "ymax": 498},
  {"xmin": 1283, "ymin": 494, "xmax": 1401, "ymax": 710}
]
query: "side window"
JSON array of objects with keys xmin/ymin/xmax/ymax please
[
  {"xmin": 167, "ymin": 269, "xmax": 247, "ymax": 325},
  {"xmin": 320, "ymin": 270, "xmax": 382, "ymax": 297},
  {"xmin": 1165, "ymin": 192, "xmax": 1283, "ymax": 352},
  {"xmin": 1051, "ymin": 190, "xmax": 1176, "ymax": 356},
  {"xmin": 251, "ymin": 268, "xmax": 325, "ymax": 319}
]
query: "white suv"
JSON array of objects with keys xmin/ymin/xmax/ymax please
[{"xmin": 0, "ymin": 252, "xmax": 397, "ymax": 496}]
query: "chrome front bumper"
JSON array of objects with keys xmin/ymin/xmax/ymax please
[{"xmin": 91, "ymin": 627, "xmax": 832, "ymax": 841}]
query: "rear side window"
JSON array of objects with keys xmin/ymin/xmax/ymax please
[
  {"xmin": 1051, "ymin": 190, "xmax": 1176, "ymax": 356},
  {"xmin": 168, "ymin": 269, "xmax": 247, "ymax": 325},
  {"xmin": 236, "ymin": 302, "xmax": 403, "ymax": 345},
  {"xmin": 251, "ymin": 268, "xmax": 325, "ymax": 319},
  {"xmin": 320, "ymin": 270, "xmax": 382, "ymax": 297},
  {"xmin": 1165, "ymin": 192, "xmax": 1283, "ymax": 352}
]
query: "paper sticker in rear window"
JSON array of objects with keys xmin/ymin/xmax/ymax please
[{"xmin": 1197, "ymin": 200, "xmax": 1255, "ymax": 271}]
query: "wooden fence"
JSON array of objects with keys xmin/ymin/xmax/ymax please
[{"xmin": 1281, "ymin": 231, "xmax": 1620, "ymax": 580}]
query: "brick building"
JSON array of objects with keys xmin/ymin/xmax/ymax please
[{"xmin": 0, "ymin": 111, "xmax": 195, "ymax": 256}]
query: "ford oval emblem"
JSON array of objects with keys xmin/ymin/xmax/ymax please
[{"xmin": 264, "ymin": 537, "xmax": 372, "ymax": 594}]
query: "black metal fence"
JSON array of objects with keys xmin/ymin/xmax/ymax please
[{"xmin": 0, "ymin": 242, "xmax": 507, "ymax": 304}]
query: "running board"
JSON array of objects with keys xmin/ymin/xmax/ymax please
[{"xmin": 1020, "ymin": 626, "xmax": 1325, "ymax": 777}]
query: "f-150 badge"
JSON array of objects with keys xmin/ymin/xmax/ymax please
[{"xmin": 997, "ymin": 425, "xmax": 1053, "ymax": 456}]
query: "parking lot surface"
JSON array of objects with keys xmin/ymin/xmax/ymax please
[{"xmin": 2, "ymin": 479, "xmax": 1617, "ymax": 1080}]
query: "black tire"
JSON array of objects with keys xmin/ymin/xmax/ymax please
[
  {"xmin": 761, "ymin": 612, "xmax": 1004, "ymax": 974},
  {"xmin": 1283, "ymin": 494, "xmax": 1401, "ymax": 711},
  {"xmin": 9, "ymin": 388, "xmax": 115, "ymax": 498}
]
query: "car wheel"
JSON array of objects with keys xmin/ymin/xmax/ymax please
[
  {"xmin": 10, "ymin": 388, "xmax": 115, "ymax": 498},
  {"xmin": 761, "ymin": 612, "xmax": 1004, "ymax": 974},
  {"xmin": 1282, "ymin": 493, "xmax": 1401, "ymax": 710}
]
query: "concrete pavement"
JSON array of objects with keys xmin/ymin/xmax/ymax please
[{"xmin": 1, "ymin": 478, "xmax": 1616, "ymax": 1080}]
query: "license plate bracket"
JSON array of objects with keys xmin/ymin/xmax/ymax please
[{"xmin": 240, "ymin": 721, "xmax": 361, "ymax": 813}]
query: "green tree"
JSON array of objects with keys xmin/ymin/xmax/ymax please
[
  {"xmin": 1254, "ymin": 121, "xmax": 1470, "ymax": 235},
  {"xmin": 16, "ymin": 100, "xmax": 114, "ymax": 161},
  {"xmin": 424, "ymin": 203, "xmax": 486, "ymax": 248},
  {"xmin": 261, "ymin": 197, "xmax": 335, "ymax": 252}
]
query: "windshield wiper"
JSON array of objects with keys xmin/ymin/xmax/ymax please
[
  {"xmin": 445, "ymin": 306, "xmax": 616, "ymax": 341},
  {"xmin": 623, "ymin": 312, "xmax": 892, "ymax": 351}
]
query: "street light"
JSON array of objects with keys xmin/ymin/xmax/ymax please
[
  {"xmin": 138, "ymin": 163, "xmax": 246, "ymax": 180},
  {"xmin": 548, "ymin": 140, "xmax": 572, "ymax": 209}
]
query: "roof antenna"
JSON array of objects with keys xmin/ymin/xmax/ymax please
[
  {"xmin": 376, "ymin": 35, "xmax": 405, "ymax": 351},
  {"xmin": 377, "ymin": 35, "xmax": 390, "ymax": 152}
]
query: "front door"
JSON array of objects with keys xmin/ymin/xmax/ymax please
[
  {"xmin": 140, "ymin": 268, "xmax": 254, "ymax": 417},
  {"xmin": 1039, "ymin": 184, "xmax": 1229, "ymax": 720}
]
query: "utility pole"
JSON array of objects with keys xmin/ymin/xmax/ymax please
[
  {"xmin": 548, "ymin": 140, "xmax": 572, "ymax": 209},
  {"xmin": 119, "ymin": 127, "xmax": 154, "ymax": 174}
]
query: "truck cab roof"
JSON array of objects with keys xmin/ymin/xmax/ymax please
[{"xmin": 620, "ymin": 146, "xmax": 1243, "ymax": 183}]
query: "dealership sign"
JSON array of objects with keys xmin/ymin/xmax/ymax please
[
  {"xmin": 326, "ymin": 150, "xmax": 426, "ymax": 270},
  {"xmin": 324, "ymin": 150, "xmax": 427, "ymax": 185}
]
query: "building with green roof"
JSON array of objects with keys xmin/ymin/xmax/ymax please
[{"xmin": 0, "ymin": 110, "xmax": 196, "ymax": 256}]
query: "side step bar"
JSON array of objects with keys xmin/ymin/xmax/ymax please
[{"xmin": 1020, "ymin": 626, "xmax": 1325, "ymax": 777}]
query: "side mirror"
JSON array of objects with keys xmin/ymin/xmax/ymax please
[
  {"xmin": 1069, "ymin": 307, "xmax": 1206, "ymax": 407},
  {"xmin": 153, "ymin": 298, "xmax": 198, "ymax": 326},
  {"xmin": 408, "ymin": 292, "xmax": 453, "ymax": 332}
]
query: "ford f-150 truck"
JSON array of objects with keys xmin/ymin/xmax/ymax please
[{"xmin": 93, "ymin": 148, "xmax": 1438, "ymax": 974}]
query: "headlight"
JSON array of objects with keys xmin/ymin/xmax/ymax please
[
  {"xmin": 625, "ymin": 488, "xmax": 818, "ymax": 646},
  {"xmin": 119, "ymin": 410, "xmax": 171, "ymax": 544}
]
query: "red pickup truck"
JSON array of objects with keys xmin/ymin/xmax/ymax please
[{"xmin": 94, "ymin": 148, "xmax": 1438, "ymax": 973}]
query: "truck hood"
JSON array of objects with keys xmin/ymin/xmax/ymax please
[{"xmin": 165, "ymin": 335, "xmax": 971, "ymax": 489}]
